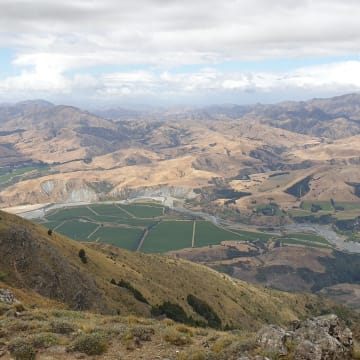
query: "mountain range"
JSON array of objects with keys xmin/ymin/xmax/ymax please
[{"xmin": 0, "ymin": 94, "xmax": 360, "ymax": 211}]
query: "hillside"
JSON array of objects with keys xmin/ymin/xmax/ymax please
[
  {"xmin": 1, "ymin": 95, "xmax": 360, "ymax": 245},
  {"xmin": 0, "ymin": 95, "xmax": 359, "ymax": 216},
  {"xmin": 0, "ymin": 210, "xmax": 348, "ymax": 331},
  {"xmin": 0, "ymin": 211, "xmax": 359, "ymax": 359}
]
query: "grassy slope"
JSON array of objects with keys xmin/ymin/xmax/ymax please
[{"xmin": 0, "ymin": 210, "xmax": 346, "ymax": 332}]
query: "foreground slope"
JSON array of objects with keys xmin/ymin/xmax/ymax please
[{"xmin": 0, "ymin": 210, "xmax": 345, "ymax": 331}]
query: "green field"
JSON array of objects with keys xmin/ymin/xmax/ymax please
[
  {"xmin": 301, "ymin": 201, "xmax": 333, "ymax": 212},
  {"xmin": 34, "ymin": 203, "xmax": 330, "ymax": 253},
  {"xmin": 194, "ymin": 221, "xmax": 244, "ymax": 247},
  {"xmin": 141, "ymin": 221, "xmax": 193, "ymax": 253},
  {"xmin": 89, "ymin": 227, "xmax": 143, "ymax": 251},
  {"xmin": 0, "ymin": 166, "xmax": 37, "ymax": 185},
  {"xmin": 234, "ymin": 229, "xmax": 273, "ymax": 241},
  {"xmin": 121, "ymin": 204, "xmax": 164, "ymax": 218},
  {"xmin": 289, "ymin": 200, "xmax": 360, "ymax": 222},
  {"xmin": 333, "ymin": 201, "xmax": 360, "ymax": 211},
  {"xmin": 278, "ymin": 237, "xmax": 331, "ymax": 249},
  {"xmin": 56, "ymin": 220, "xmax": 98, "ymax": 241},
  {"xmin": 89, "ymin": 204, "xmax": 130, "ymax": 218},
  {"xmin": 284, "ymin": 233, "xmax": 330, "ymax": 245},
  {"xmin": 46, "ymin": 207, "xmax": 97, "ymax": 221},
  {"xmin": 0, "ymin": 165, "xmax": 51, "ymax": 189}
]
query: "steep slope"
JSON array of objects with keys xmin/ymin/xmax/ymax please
[
  {"xmin": 0, "ymin": 210, "xmax": 341, "ymax": 331},
  {"xmin": 1, "ymin": 95, "xmax": 360, "ymax": 211}
]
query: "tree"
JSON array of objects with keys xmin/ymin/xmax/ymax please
[{"xmin": 78, "ymin": 249, "xmax": 88, "ymax": 264}]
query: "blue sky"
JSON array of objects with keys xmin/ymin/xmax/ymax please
[{"xmin": 1, "ymin": 0, "xmax": 360, "ymax": 108}]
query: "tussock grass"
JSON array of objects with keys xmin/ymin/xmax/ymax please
[{"xmin": 162, "ymin": 326, "xmax": 193, "ymax": 346}]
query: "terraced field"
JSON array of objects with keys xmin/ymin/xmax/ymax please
[{"xmin": 34, "ymin": 203, "xmax": 332, "ymax": 253}]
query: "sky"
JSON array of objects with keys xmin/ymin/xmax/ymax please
[{"xmin": 1, "ymin": 0, "xmax": 360, "ymax": 108}]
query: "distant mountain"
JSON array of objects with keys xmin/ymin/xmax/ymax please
[
  {"xmin": 0, "ymin": 94, "xmax": 360, "ymax": 210},
  {"xmin": 91, "ymin": 93, "xmax": 360, "ymax": 138}
]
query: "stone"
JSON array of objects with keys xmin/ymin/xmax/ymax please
[
  {"xmin": 292, "ymin": 314, "xmax": 353, "ymax": 360},
  {"xmin": 0, "ymin": 289, "xmax": 14, "ymax": 303},
  {"xmin": 255, "ymin": 314, "xmax": 353, "ymax": 360},
  {"xmin": 294, "ymin": 340, "xmax": 322, "ymax": 360},
  {"xmin": 256, "ymin": 324, "xmax": 292, "ymax": 356}
]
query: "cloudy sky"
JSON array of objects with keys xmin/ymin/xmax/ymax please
[{"xmin": 1, "ymin": 0, "xmax": 360, "ymax": 107}]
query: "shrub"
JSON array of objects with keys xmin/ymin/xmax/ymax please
[
  {"xmin": 78, "ymin": 249, "xmax": 88, "ymax": 264},
  {"xmin": 211, "ymin": 335, "xmax": 235, "ymax": 354},
  {"xmin": 71, "ymin": 332, "xmax": 108, "ymax": 355},
  {"xmin": 187, "ymin": 294, "xmax": 221, "ymax": 329},
  {"xmin": 130, "ymin": 325, "xmax": 155, "ymax": 341},
  {"xmin": 117, "ymin": 279, "xmax": 148, "ymax": 304},
  {"xmin": 47, "ymin": 228, "xmax": 52, "ymax": 236},
  {"xmin": 162, "ymin": 327, "xmax": 193, "ymax": 346},
  {"xmin": 50, "ymin": 319, "xmax": 75, "ymax": 334},
  {"xmin": 31, "ymin": 332, "xmax": 58, "ymax": 348},
  {"xmin": 151, "ymin": 301, "xmax": 188, "ymax": 323},
  {"xmin": 0, "ymin": 271, "xmax": 7, "ymax": 281},
  {"xmin": 8, "ymin": 337, "xmax": 36, "ymax": 360},
  {"xmin": 175, "ymin": 324, "xmax": 194, "ymax": 337},
  {"xmin": 177, "ymin": 348, "xmax": 207, "ymax": 360}
]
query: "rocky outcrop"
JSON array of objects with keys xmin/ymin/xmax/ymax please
[
  {"xmin": 111, "ymin": 185, "xmax": 197, "ymax": 201},
  {"xmin": 0, "ymin": 289, "xmax": 15, "ymax": 303},
  {"xmin": 256, "ymin": 314, "xmax": 353, "ymax": 360}
]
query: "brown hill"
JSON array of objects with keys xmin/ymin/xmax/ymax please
[
  {"xmin": 0, "ymin": 95, "xmax": 360, "ymax": 214},
  {"xmin": 0, "ymin": 210, "xmax": 344, "ymax": 331}
]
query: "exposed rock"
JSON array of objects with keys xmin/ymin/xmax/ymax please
[
  {"xmin": 256, "ymin": 314, "xmax": 353, "ymax": 360},
  {"xmin": 0, "ymin": 289, "xmax": 14, "ymax": 303},
  {"xmin": 292, "ymin": 314, "xmax": 353, "ymax": 360},
  {"xmin": 256, "ymin": 324, "xmax": 292, "ymax": 356}
]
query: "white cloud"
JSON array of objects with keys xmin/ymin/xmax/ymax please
[
  {"xmin": 2, "ymin": 0, "xmax": 360, "ymax": 67},
  {"xmin": 2, "ymin": 1, "xmax": 360, "ymax": 104},
  {"xmin": 3, "ymin": 60, "xmax": 360, "ymax": 104}
]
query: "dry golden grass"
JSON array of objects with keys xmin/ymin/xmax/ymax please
[{"xmin": 0, "ymin": 210, "xmax": 339, "ymax": 333}]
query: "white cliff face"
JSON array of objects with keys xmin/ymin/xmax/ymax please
[
  {"xmin": 67, "ymin": 188, "xmax": 98, "ymax": 202},
  {"xmin": 111, "ymin": 185, "xmax": 197, "ymax": 200},
  {"xmin": 4, "ymin": 178, "xmax": 197, "ymax": 207},
  {"xmin": 40, "ymin": 180, "xmax": 57, "ymax": 196},
  {"xmin": 39, "ymin": 179, "xmax": 98, "ymax": 203}
]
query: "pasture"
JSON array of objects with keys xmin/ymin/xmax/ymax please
[
  {"xmin": 34, "ymin": 202, "xmax": 331, "ymax": 253},
  {"xmin": 141, "ymin": 221, "xmax": 193, "ymax": 253}
]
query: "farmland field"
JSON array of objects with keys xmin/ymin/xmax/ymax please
[
  {"xmin": 121, "ymin": 204, "xmax": 164, "ymax": 218},
  {"xmin": 301, "ymin": 200, "xmax": 333, "ymax": 212},
  {"xmin": 278, "ymin": 237, "xmax": 331, "ymax": 249},
  {"xmin": 285, "ymin": 233, "xmax": 330, "ymax": 245},
  {"xmin": 46, "ymin": 206, "xmax": 97, "ymax": 221},
  {"xmin": 333, "ymin": 202, "xmax": 360, "ymax": 211},
  {"xmin": 55, "ymin": 220, "xmax": 99, "ymax": 240},
  {"xmin": 89, "ymin": 204, "xmax": 130, "ymax": 218},
  {"xmin": 194, "ymin": 221, "xmax": 244, "ymax": 247},
  {"xmin": 89, "ymin": 227, "xmax": 143, "ymax": 251},
  {"xmin": 0, "ymin": 166, "xmax": 37, "ymax": 185},
  {"xmin": 141, "ymin": 221, "xmax": 193, "ymax": 253},
  {"xmin": 33, "ymin": 202, "xmax": 331, "ymax": 253}
]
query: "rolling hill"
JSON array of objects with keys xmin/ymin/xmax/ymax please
[
  {"xmin": 0, "ymin": 210, "xmax": 346, "ymax": 330},
  {"xmin": 0, "ymin": 95, "xmax": 360, "ymax": 246}
]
